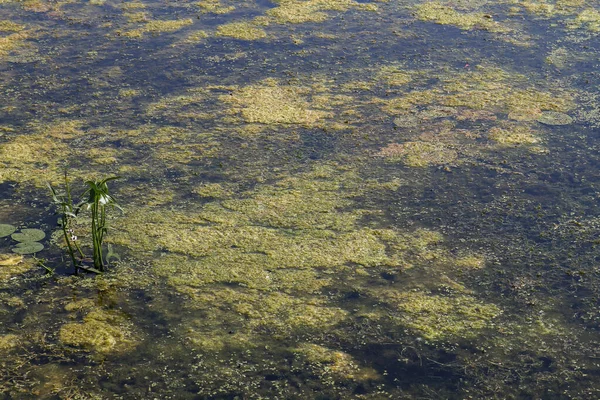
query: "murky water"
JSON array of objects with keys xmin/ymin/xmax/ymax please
[{"xmin": 2, "ymin": 0, "xmax": 600, "ymax": 398}]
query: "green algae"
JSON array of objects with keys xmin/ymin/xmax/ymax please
[
  {"xmin": 293, "ymin": 343, "xmax": 381, "ymax": 383},
  {"xmin": 488, "ymin": 123, "xmax": 540, "ymax": 145},
  {"xmin": 568, "ymin": 8, "xmax": 600, "ymax": 31},
  {"xmin": 193, "ymin": 183, "xmax": 234, "ymax": 199},
  {"xmin": 59, "ymin": 308, "xmax": 137, "ymax": 354},
  {"xmin": 377, "ymin": 65, "xmax": 413, "ymax": 86},
  {"xmin": 0, "ymin": 334, "xmax": 19, "ymax": 351},
  {"xmin": 189, "ymin": 287, "xmax": 348, "ymax": 337},
  {"xmin": 265, "ymin": 0, "xmax": 377, "ymax": 24},
  {"xmin": 537, "ymin": 110, "xmax": 574, "ymax": 125},
  {"xmin": 215, "ymin": 22, "xmax": 267, "ymax": 40},
  {"xmin": 195, "ymin": 0, "xmax": 235, "ymax": 14},
  {"xmin": 375, "ymin": 63, "xmax": 577, "ymax": 161},
  {"xmin": 0, "ymin": 0, "xmax": 597, "ymax": 397},
  {"xmin": 185, "ymin": 30, "xmax": 209, "ymax": 43},
  {"xmin": 0, "ymin": 255, "xmax": 33, "ymax": 281},
  {"xmin": 123, "ymin": 18, "xmax": 194, "ymax": 38},
  {"xmin": 0, "ymin": 31, "xmax": 31, "ymax": 58},
  {"xmin": 376, "ymin": 141, "xmax": 459, "ymax": 167},
  {"xmin": 415, "ymin": 2, "xmax": 509, "ymax": 33},
  {"xmin": 374, "ymin": 289, "xmax": 502, "ymax": 341},
  {"xmin": 222, "ymin": 78, "xmax": 331, "ymax": 125}
]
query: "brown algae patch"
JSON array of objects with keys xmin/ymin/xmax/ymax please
[
  {"xmin": 59, "ymin": 308, "xmax": 137, "ymax": 353},
  {"xmin": 415, "ymin": 2, "xmax": 509, "ymax": 33},
  {"xmin": 215, "ymin": 22, "xmax": 267, "ymax": 40},
  {"xmin": 222, "ymin": 78, "xmax": 331, "ymax": 126}
]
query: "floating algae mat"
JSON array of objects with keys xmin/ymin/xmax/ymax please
[{"xmin": 2, "ymin": 0, "xmax": 600, "ymax": 397}]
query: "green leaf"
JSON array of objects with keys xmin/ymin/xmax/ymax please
[
  {"xmin": 12, "ymin": 241, "xmax": 44, "ymax": 254},
  {"xmin": 0, "ymin": 224, "xmax": 16, "ymax": 238},
  {"xmin": 12, "ymin": 228, "xmax": 46, "ymax": 242}
]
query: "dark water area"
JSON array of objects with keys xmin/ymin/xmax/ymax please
[{"xmin": 2, "ymin": 0, "xmax": 600, "ymax": 398}]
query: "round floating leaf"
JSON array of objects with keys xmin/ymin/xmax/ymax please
[
  {"xmin": 0, "ymin": 224, "xmax": 16, "ymax": 238},
  {"xmin": 11, "ymin": 228, "xmax": 46, "ymax": 242},
  {"xmin": 537, "ymin": 111, "xmax": 573, "ymax": 126},
  {"xmin": 12, "ymin": 242, "xmax": 44, "ymax": 255}
]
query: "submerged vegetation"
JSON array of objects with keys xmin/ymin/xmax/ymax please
[{"xmin": 1, "ymin": 0, "xmax": 600, "ymax": 397}]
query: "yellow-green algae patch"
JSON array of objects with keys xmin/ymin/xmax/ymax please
[
  {"xmin": 0, "ymin": 31, "xmax": 31, "ymax": 58},
  {"xmin": 567, "ymin": 8, "xmax": 600, "ymax": 31},
  {"xmin": 123, "ymin": 18, "xmax": 194, "ymax": 38},
  {"xmin": 381, "ymin": 65, "xmax": 574, "ymax": 117},
  {"xmin": 185, "ymin": 30, "xmax": 209, "ymax": 43},
  {"xmin": 377, "ymin": 65, "xmax": 412, "ymax": 86},
  {"xmin": 187, "ymin": 287, "xmax": 348, "ymax": 338},
  {"xmin": 222, "ymin": 78, "xmax": 331, "ymax": 126},
  {"xmin": 376, "ymin": 141, "xmax": 459, "ymax": 167},
  {"xmin": 378, "ymin": 64, "xmax": 576, "ymax": 159},
  {"xmin": 0, "ymin": 334, "xmax": 19, "ymax": 350},
  {"xmin": 0, "ymin": 254, "xmax": 33, "ymax": 281},
  {"xmin": 265, "ymin": 0, "xmax": 377, "ymax": 24},
  {"xmin": 0, "ymin": 21, "xmax": 25, "ymax": 33},
  {"xmin": 293, "ymin": 343, "xmax": 381, "ymax": 383},
  {"xmin": 374, "ymin": 289, "xmax": 502, "ymax": 341},
  {"xmin": 215, "ymin": 21, "xmax": 267, "ymax": 40},
  {"xmin": 193, "ymin": 183, "xmax": 234, "ymax": 199},
  {"xmin": 195, "ymin": 0, "xmax": 235, "ymax": 14},
  {"xmin": 0, "ymin": 121, "xmax": 90, "ymax": 186},
  {"xmin": 488, "ymin": 123, "xmax": 539, "ymax": 145},
  {"xmin": 59, "ymin": 308, "xmax": 137, "ymax": 353},
  {"xmin": 415, "ymin": 2, "xmax": 509, "ymax": 33}
]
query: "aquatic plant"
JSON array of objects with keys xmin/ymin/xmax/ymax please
[
  {"xmin": 49, "ymin": 172, "xmax": 85, "ymax": 272},
  {"xmin": 49, "ymin": 173, "xmax": 122, "ymax": 273},
  {"xmin": 0, "ymin": 224, "xmax": 16, "ymax": 238},
  {"xmin": 83, "ymin": 176, "xmax": 122, "ymax": 272}
]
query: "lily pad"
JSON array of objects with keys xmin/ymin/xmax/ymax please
[
  {"xmin": 11, "ymin": 242, "xmax": 44, "ymax": 255},
  {"xmin": 0, "ymin": 224, "xmax": 16, "ymax": 238},
  {"xmin": 537, "ymin": 111, "xmax": 573, "ymax": 126},
  {"xmin": 11, "ymin": 229, "xmax": 45, "ymax": 242}
]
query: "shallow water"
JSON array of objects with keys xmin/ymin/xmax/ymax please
[{"xmin": 2, "ymin": 0, "xmax": 600, "ymax": 398}]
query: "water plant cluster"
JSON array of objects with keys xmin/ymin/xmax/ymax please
[{"xmin": 49, "ymin": 172, "xmax": 121, "ymax": 273}]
